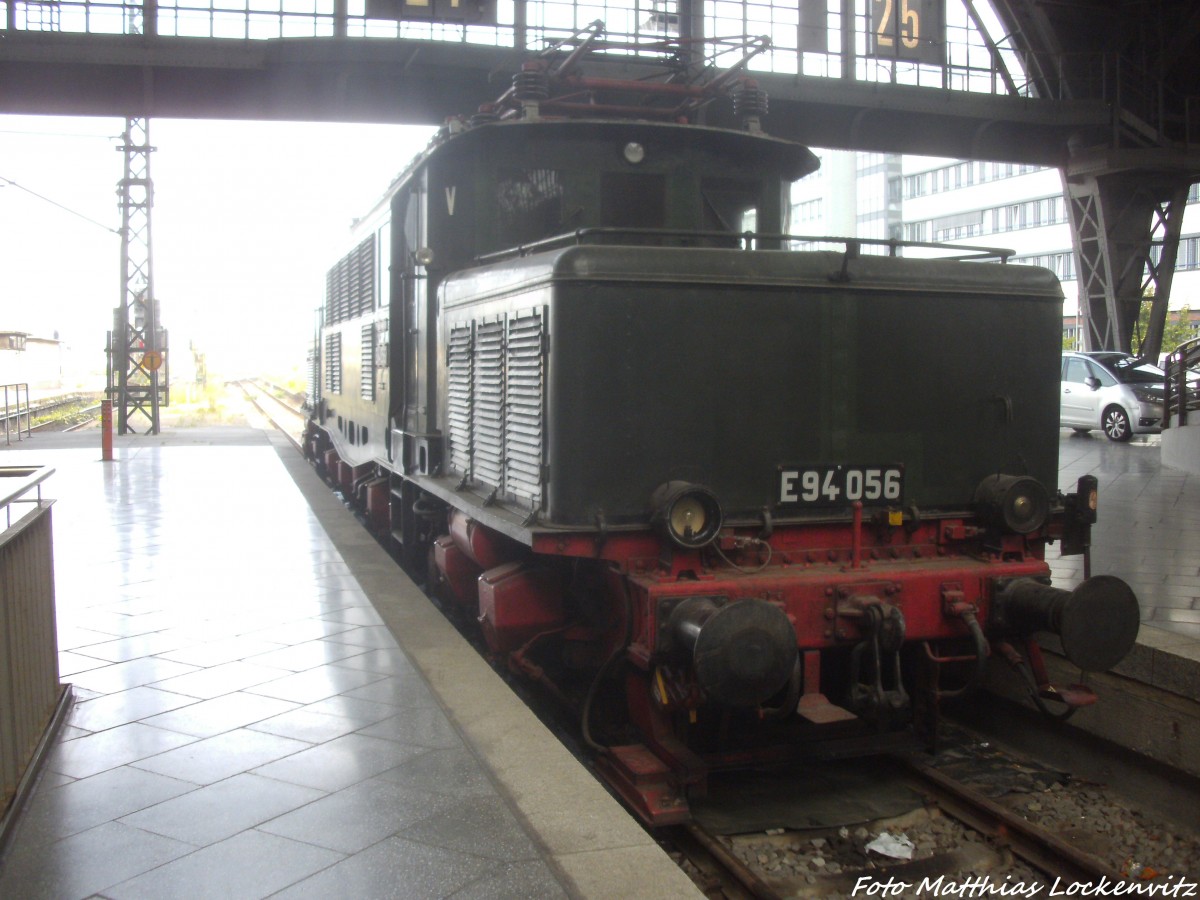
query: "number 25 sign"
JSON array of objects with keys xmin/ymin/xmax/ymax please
[{"xmin": 870, "ymin": 0, "xmax": 944, "ymax": 66}]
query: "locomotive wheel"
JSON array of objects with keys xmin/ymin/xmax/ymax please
[{"xmin": 1102, "ymin": 405, "xmax": 1132, "ymax": 442}]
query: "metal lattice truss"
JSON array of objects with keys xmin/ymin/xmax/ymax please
[
  {"xmin": 1062, "ymin": 168, "xmax": 1190, "ymax": 358},
  {"xmin": 109, "ymin": 117, "xmax": 168, "ymax": 435}
]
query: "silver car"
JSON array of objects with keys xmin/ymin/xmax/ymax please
[{"xmin": 1061, "ymin": 352, "xmax": 1166, "ymax": 441}]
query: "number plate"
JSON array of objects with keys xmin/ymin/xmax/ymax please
[{"xmin": 777, "ymin": 465, "xmax": 904, "ymax": 508}]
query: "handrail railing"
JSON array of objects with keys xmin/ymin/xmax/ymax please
[
  {"xmin": 0, "ymin": 464, "xmax": 60, "ymax": 843},
  {"xmin": 1164, "ymin": 337, "xmax": 1200, "ymax": 429},
  {"xmin": 0, "ymin": 465, "xmax": 56, "ymax": 528},
  {"xmin": 2, "ymin": 384, "xmax": 31, "ymax": 446}
]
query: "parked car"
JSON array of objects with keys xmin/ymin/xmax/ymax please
[{"xmin": 1061, "ymin": 351, "xmax": 1165, "ymax": 441}]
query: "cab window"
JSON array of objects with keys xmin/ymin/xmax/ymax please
[
  {"xmin": 496, "ymin": 168, "xmax": 563, "ymax": 246},
  {"xmin": 701, "ymin": 178, "xmax": 759, "ymax": 233}
]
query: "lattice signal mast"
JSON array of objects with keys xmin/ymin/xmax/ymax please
[{"xmin": 107, "ymin": 117, "xmax": 168, "ymax": 435}]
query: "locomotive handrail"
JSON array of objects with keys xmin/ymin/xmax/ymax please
[
  {"xmin": 476, "ymin": 227, "xmax": 1016, "ymax": 264},
  {"xmin": 1164, "ymin": 336, "xmax": 1200, "ymax": 428}
]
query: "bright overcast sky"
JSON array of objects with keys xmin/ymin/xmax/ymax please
[{"xmin": 1, "ymin": 115, "xmax": 435, "ymax": 382}]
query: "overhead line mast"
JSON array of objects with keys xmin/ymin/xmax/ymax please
[{"xmin": 108, "ymin": 117, "xmax": 168, "ymax": 435}]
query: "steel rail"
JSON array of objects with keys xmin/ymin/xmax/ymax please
[
  {"xmin": 665, "ymin": 822, "xmax": 782, "ymax": 900},
  {"xmin": 236, "ymin": 380, "xmax": 305, "ymax": 451},
  {"xmin": 896, "ymin": 754, "xmax": 1126, "ymax": 886}
]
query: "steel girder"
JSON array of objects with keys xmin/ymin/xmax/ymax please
[{"xmin": 1062, "ymin": 164, "xmax": 1191, "ymax": 358}]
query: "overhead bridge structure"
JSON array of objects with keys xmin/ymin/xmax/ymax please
[{"xmin": 3, "ymin": 0, "xmax": 1200, "ymax": 356}]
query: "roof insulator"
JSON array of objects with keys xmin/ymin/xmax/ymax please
[
  {"xmin": 732, "ymin": 79, "xmax": 769, "ymax": 133},
  {"xmin": 513, "ymin": 62, "xmax": 551, "ymax": 103}
]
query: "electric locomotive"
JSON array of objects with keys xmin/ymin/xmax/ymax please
[{"xmin": 305, "ymin": 29, "xmax": 1140, "ymax": 825}]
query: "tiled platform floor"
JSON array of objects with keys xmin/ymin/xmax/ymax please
[
  {"xmin": 0, "ymin": 429, "xmax": 699, "ymax": 899},
  {"xmin": 1, "ymin": 423, "xmax": 1198, "ymax": 898}
]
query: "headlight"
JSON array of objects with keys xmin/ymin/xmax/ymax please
[
  {"xmin": 1132, "ymin": 387, "xmax": 1160, "ymax": 403},
  {"xmin": 974, "ymin": 474, "xmax": 1049, "ymax": 535},
  {"xmin": 651, "ymin": 481, "xmax": 723, "ymax": 549}
]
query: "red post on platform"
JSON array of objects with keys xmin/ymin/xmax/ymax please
[{"xmin": 101, "ymin": 399, "xmax": 113, "ymax": 461}]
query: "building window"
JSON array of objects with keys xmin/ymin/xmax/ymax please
[{"xmin": 792, "ymin": 198, "xmax": 822, "ymax": 227}]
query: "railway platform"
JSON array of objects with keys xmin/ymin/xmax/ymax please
[
  {"xmin": 0, "ymin": 424, "xmax": 1198, "ymax": 898},
  {"xmin": 0, "ymin": 426, "xmax": 700, "ymax": 899}
]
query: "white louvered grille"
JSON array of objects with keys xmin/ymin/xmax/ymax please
[
  {"xmin": 447, "ymin": 324, "xmax": 474, "ymax": 476},
  {"xmin": 472, "ymin": 320, "xmax": 506, "ymax": 490},
  {"xmin": 447, "ymin": 309, "xmax": 546, "ymax": 506},
  {"xmin": 325, "ymin": 332, "xmax": 342, "ymax": 394},
  {"xmin": 307, "ymin": 340, "xmax": 319, "ymax": 403},
  {"xmin": 504, "ymin": 312, "xmax": 544, "ymax": 503},
  {"xmin": 360, "ymin": 322, "xmax": 375, "ymax": 401}
]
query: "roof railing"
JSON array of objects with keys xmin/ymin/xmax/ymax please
[{"xmin": 477, "ymin": 227, "xmax": 1016, "ymax": 265}]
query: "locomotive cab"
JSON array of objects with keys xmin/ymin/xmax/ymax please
[{"xmin": 361, "ymin": 117, "xmax": 820, "ymax": 555}]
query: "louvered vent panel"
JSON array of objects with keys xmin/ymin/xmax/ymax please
[
  {"xmin": 505, "ymin": 312, "xmax": 544, "ymax": 503},
  {"xmin": 325, "ymin": 332, "xmax": 342, "ymax": 394},
  {"xmin": 346, "ymin": 254, "xmax": 361, "ymax": 319},
  {"xmin": 360, "ymin": 323, "xmax": 375, "ymax": 401},
  {"xmin": 325, "ymin": 237, "xmax": 376, "ymax": 324},
  {"xmin": 355, "ymin": 239, "xmax": 376, "ymax": 316},
  {"xmin": 473, "ymin": 320, "xmax": 506, "ymax": 490},
  {"xmin": 447, "ymin": 324, "xmax": 474, "ymax": 476},
  {"xmin": 336, "ymin": 258, "xmax": 351, "ymax": 323},
  {"xmin": 324, "ymin": 271, "xmax": 337, "ymax": 326},
  {"xmin": 307, "ymin": 342, "xmax": 319, "ymax": 402}
]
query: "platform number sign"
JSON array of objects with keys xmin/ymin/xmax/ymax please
[
  {"xmin": 365, "ymin": 0, "xmax": 496, "ymax": 24},
  {"xmin": 870, "ymin": 0, "xmax": 944, "ymax": 66}
]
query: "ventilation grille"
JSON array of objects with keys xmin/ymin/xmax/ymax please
[
  {"xmin": 473, "ymin": 320, "xmax": 506, "ymax": 490},
  {"xmin": 325, "ymin": 236, "xmax": 376, "ymax": 325},
  {"xmin": 445, "ymin": 309, "xmax": 545, "ymax": 506},
  {"xmin": 446, "ymin": 324, "xmax": 474, "ymax": 476},
  {"xmin": 504, "ymin": 312, "xmax": 544, "ymax": 502},
  {"xmin": 306, "ymin": 341, "xmax": 319, "ymax": 404},
  {"xmin": 360, "ymin": 323, "xmax": 376, "ymax": 401},
  {"xmin": 325, "ymin": 332, "xmax": 342, "ymax": 394}
]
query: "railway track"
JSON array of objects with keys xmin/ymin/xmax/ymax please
[
  {"xmin": 662, "ymin": 733, "xmax": 1199, "ymax": 899},
  {"xmin": 897, "ymin": 754, "xmax": 1124, "ymax": 888},
  {"xmin": 667, "ymin": 823, "xmax": 782, "ymax": 899},
  {"xmin": 2, "ymin": 393, "xmax": 101, "ymax": 435},
  {"xmin": 36, "ymin": 404, "xmax": 103, "ymax": 432},
  {"xmin": 234, "ymin": 379, "xmax": 307, "ymax": 447}
]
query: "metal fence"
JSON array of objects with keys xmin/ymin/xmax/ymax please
[
  {"xmin": 2, "ymin": 384, "xmax": 31, "ymax": 447},
  {"xmin": 0, "ymin": 465, "xmax": 61, "ymax": 847},
  {"xmin": 1165, "ymin": 337, "xmax": 1200, "ymax": 429}
]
